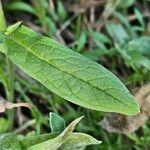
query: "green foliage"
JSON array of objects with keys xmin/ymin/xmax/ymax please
[
  {"xmin": 0, "ymin": 68, "xmax": 9, "ymax": 96},
  {"xmin": 0, "ymin": 117, "xmax": 9, "ymax": 133},
  {"xmin": 19, "ymin": 133, "xmax": 57, "ymax": 150},
  {"xmin": 0, "ymin": 0, "xmax": 149, "ymax": 149},
  {"xmin": 57, "ymin": 0, "xmax": 67, "ymax": 21},
  {"xmin": 0, "ymin": 24, "xmax": 139, "ymax": 115},
  {"xmin": 6, "ymin": 0, "xmax": 67, "ymax": 36},
  {"xmin": 88, "ymin": 28, "xmax": 111, "ymax": 52},
  {"xmin": 118, "ymin": 0, "xmax": 136, "ymax": 8},
  {"xmin": 27, "ymin": 117, "xmax": 83, "ymax": 150},
  {"xmin": 58, "ymin": 133, "xmax": 102, "ymax": 150},
  {"xmin": 7, "ymin": 1, "xmax": 36, "ymax": 15},
  {"xmin": 106, "ymin": 23, "xmax": 129, "ymax": 44},
  {"xmin": 0, "ymin": 1, "xmax": 6, "ymax": 31},
  {"xmin": 28, "ymin": 116, "xmax": 101, "ymax": 150},
  {"xmin": 76, "ymin": 31, "xmax": 87, "ymax": 52},
  {"xmin": 134, "ymin": 8, "xmax": 145, "ymax": 29},
  {"xmin": 0, "ymin": 133, "xmax": 21, "ymax": 150},
  {"xmin": 31, "ymin": 106, "xmax": 42, "ymax": 135},
  {"xmin": 118, "ymin": 36, "xmax": 150, "ymax": 71},
  {"xmin": 0, "ymin": 115, "xmax": 101, "ymax": 150},
  {"xmin": 50, "ymin": 112, "xmax": 66, "ymax": 134}
]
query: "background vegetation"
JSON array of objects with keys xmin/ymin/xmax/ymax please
[{"xmin": 0, "ymin": 0, "xmax": 150, "ymax": 149}]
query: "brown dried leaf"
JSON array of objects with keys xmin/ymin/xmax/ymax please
[
  {"xmin": 100, "ymin": 84, "xmax": 150, "ymax": 134},
  {"xmin": 0, "ymin": 97, "xmax": 34, "ymax": 113}
]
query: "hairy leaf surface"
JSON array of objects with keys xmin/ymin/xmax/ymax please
[
  {"xmin": 0, "ymin": 24, "xmax": 139, "ymax": 115},
  {"xmin": 58, "ymin": 132, "xmax": 101, "ymax": 150}
]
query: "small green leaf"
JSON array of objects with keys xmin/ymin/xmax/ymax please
[
  {"xmin": 134, "ymin": 8, "xmax": 145, "ymax": 30},
  {"xmin": 128, "ymin": 53, "xmax": 150, "ymax": 70},
  {"xmin": 121, "ymin": 37, "xmax": 150, "ymax": 70},
  {"xmin": 57, "ymin": 0, "xmax": 67, "ymax": 21},
  {"xmin": 127, "ymin": 36, "xmax": 150, "ymax": 56},
  {"xmin": 5, "ymin": 21, "xmax": 22, "ymax": 35},
  {"xmin": 106, "ymin": 23, "xmax": 129, "ymax": 44},
  {"xmin": 0, "ymin": 133, "xmax": 21, "ymax": 150},
  {"xmin": 76, "ymin": 32, "xmax": 87, "ymax": 52},
  {"xmin": 113, "ymin": 12, "xmax": 135, "ymax": 37},
  {"xmin": 0, "ymin": 24, "xmax": 139, "ymax": 115},
  {"xmin": 50, "ymin": 112, "xmax": 66, "ymax": 134},
  {"xmin": 58, "ymin": 132, "xmax": 102, "ymax": 150},
  {"xmin": 27, "ymin": 116, "xmax": 83, "ymax": 150},
  {"xmin": 89, "ymin": 29, "xmax": 111, "ymax": 44}
]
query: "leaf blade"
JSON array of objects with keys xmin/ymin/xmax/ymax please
[
  {"xmin": 49, "ymin": 112, "xmax": 66, "ymax": 134},
  {"xmin": 58, "ymin": 132, "xmax": 102, "ymax": 150},
  {"xmin": 0, "ymin": 25, "xmax": 139, "ymax": 115}
]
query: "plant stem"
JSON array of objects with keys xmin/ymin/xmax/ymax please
[
  {"xmin": 0, "ymin": 0, "xmax": 6, "ymax": 31},
  {"xmin": 0, "ymin": 0, "xmax": 14, "ymax": 131},
  {"xmin": 6, "ymin": 47, "xmax": 15, "ymax": 131}
]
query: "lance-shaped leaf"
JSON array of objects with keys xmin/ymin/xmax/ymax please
[{"xmin": 0, "ymin": 24, "xmax": 139, "ymax": 115}]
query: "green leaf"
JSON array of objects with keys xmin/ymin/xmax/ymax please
[
  {"xmin": 89, "ymin": 29, "xmax": 111, "ymax": 44},
  {"xmin": 127, "ymin": 52, "xmax": 150, "ymax": 70},
  {"xmin": 88, "ymin": 29, "xmax": 110, "ymax": 52},
  {"xmin": 0, "ymin": 133, "xmax": 21, "ymax": 150},
  {"xmin": 45, "ymin": 16, "xmax": 57, "ymax": 35},
  {"xmin": 113, "ymin": 12, "xmax": 135, "ymax": 37},
  {"xmin": 134, "ymin": 8, "xmax": 145, "ymax": 28},
  {"xmin": 118, "ymin": 0, "xmax": 136, "ymax": 8},
  {"xmin": 122, "ymin": 37, "xmax": 150, "ymax": 70},
  {"xmin": 0, "ymin": 24, "xmax": 139, "ymax": 115},
  {"xmin": 127, "ymin": 36, "xmax": 150, "ymax": 56},
  {"xmin": 50, "ymin": 112, "xmax": 66, "ymax": 134},
  {"xmin": 27, "ymin": 116, "xmax": 83, "ymax": 150},
  {"xmin": 58, "ymin": 132, "xmax": 102, "ymax": 150},
  {"xmin": 19, "ymin": 133, "xmax": 56, "ymax": 150},
  {"xmin": 106, "ymin": 23, "xmax": 129, "ymax": 44},
  {"xmin": 5, "ymin": 22, "xmax": 22, "ymax": 35},
  {"xmin": 57, "ymin": 0, "xmax": 67, "ymax": 21},
  {"xmin": 7, "ymin": 2, "xmax": 36, "ymax": 15},
  {"xmin": 76, "ymin": 32, "xmax": 87, "ymax": 52}
]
